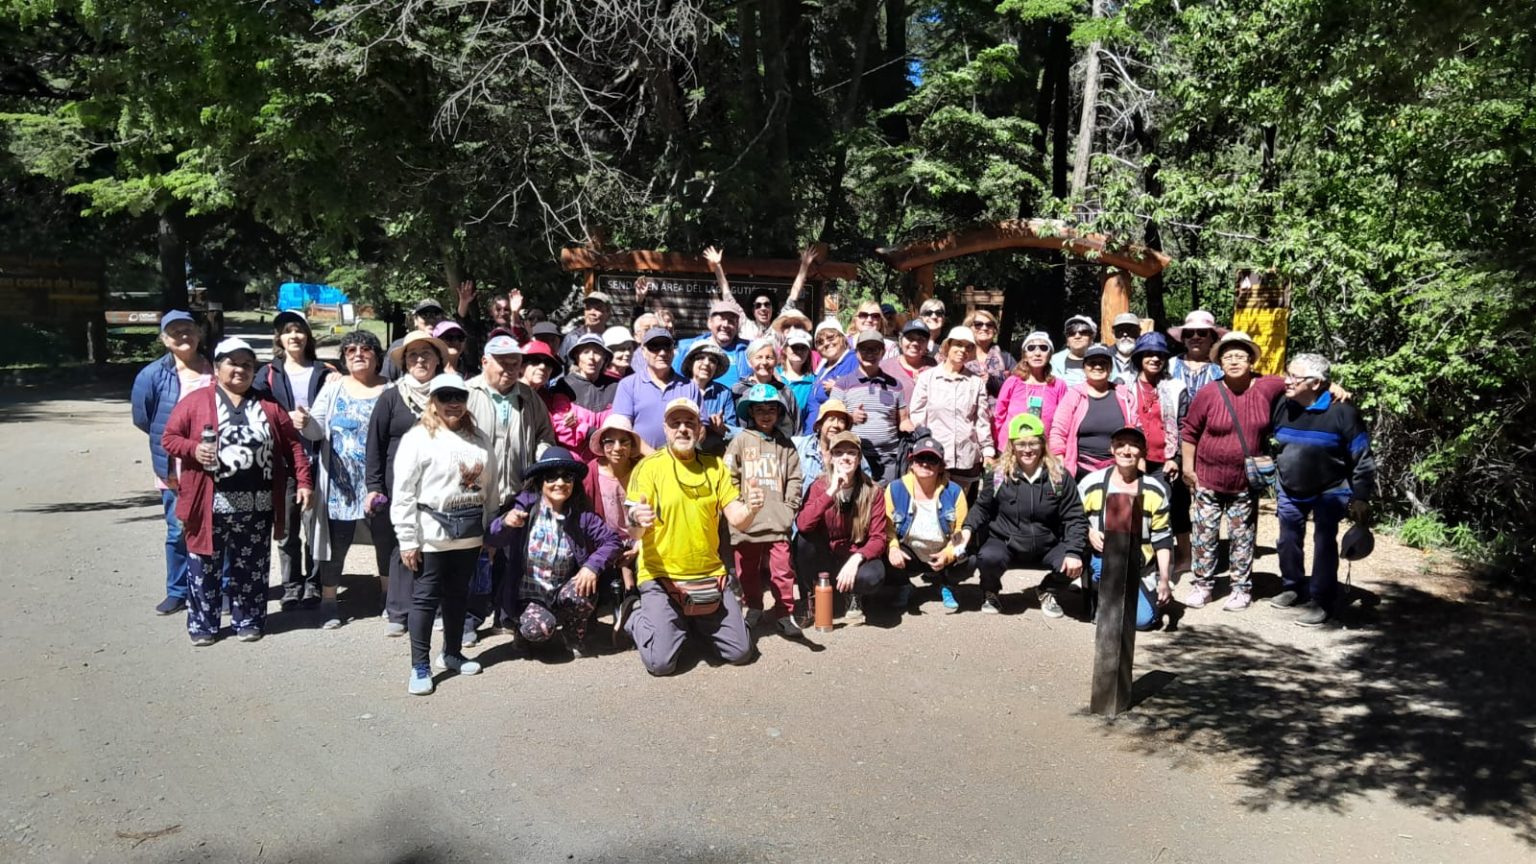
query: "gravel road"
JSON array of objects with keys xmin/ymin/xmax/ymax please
[{"xmin": 1, "ymin": 375, "xmax": 1530, "ymax": 863}]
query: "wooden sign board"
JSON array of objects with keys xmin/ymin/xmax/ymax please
[
  {"xmin": 596, "ymin": 274, "xmax": 818, "ymax": 337},
  {"xmin": 0, "ymin": 256, "xmax": 105, "ymax": 324},
  {"xmin": 1232, "ymin": 269, "xmax": 1292, "ymax": 376}
]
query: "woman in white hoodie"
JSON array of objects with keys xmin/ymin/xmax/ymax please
[{"xmin": 391, "ymin": 373, "xmax": 498, "ymax": 695}]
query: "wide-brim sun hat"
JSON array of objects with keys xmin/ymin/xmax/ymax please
[
  {"xmin": 770, "ymin": 308, "xmax": 814, "ymax": 334},
  {"xmin": 1131, "ymin": 332, "xmax": 1171, "ymax": 362},
  {"xmin": 814, "ymin": 398, "xmax": 853, "ymax": 431},
  {"xmin": 566, "ymin": 333, "xmax": 613, "ymax": 367},
  {"xmin": 736, "ymin": 382, "xmax": 785, "ymax": 422},
  {"xmin": 683, "ymin": 340, "xmax": 729, "ymax": 381},
  {"xmin": 1008, "ymin": 412, "xmax": 1046, "ymax": 441},
  {"xmin": 1167, "ymin": 310, "xmax": 1229, "ymax": 342},
  {"xmin": 587, "ymin": 414, "xmax": 641, "ymax": 459},
  {"xmin": 1214, "ymin": 330, "xmax": 1262, "ymax": 362},
  {"xmin": 942, "ymin": 325, "xmax": 977, "ymax": 347},
  {"xmin": 389, "ymin": 330, "xmax": 449, "ymax": 369},
  {"xmin": 525, "ymin": 446, "xmax": 588, "ymax": 483}
]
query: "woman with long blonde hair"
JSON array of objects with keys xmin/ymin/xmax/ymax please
[
  {"xmin": 793, "ymin": 431, "xmax": 889, "ymax": 625},
  {"xmin": 958, "ymin": 413, "xmax": 1088, "ymax": 619}
]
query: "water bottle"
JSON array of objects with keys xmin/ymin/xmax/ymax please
[
  {"xmin": 814, "ymin": 572, "xmax": 835, "ymax": 633},
  {"xmin": 199, "ymin": 425, "xmax": 218, "ymax": 471}
]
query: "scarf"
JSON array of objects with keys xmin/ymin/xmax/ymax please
[{"xmin": 397, "ymin": 374, "xmax": 432, "ymax": 417}]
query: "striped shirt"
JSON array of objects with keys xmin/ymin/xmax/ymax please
[{"xmin": 831, "ymin": 368, "xmax": 907, "ymax": 450}]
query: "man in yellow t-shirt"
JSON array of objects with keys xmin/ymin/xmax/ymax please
[{"xmin": 622, "ymin": 398, "xmax": 764, "ymax": 675}]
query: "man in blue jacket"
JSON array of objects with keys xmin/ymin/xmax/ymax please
[
  {"xmin": 130, "ymin": 311, "xmax": 214, "ymax": 615},
  {"xmin": 1269, "ymin": 353, "xmax": 1375, "ymax": 627}
]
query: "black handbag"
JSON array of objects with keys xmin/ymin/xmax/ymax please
[{"xmin": 417, "ymin": 504, "xmax": 484, "ymax": 540}]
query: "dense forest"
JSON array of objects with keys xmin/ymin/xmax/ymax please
[{"xmin": 2, "ymin": 0, "xmax": 1533, "ymax": 568}]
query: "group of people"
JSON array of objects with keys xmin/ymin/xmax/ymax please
[{"xmin": 131, "ymin": 248, "xmax": 1376, "ymax": 693}]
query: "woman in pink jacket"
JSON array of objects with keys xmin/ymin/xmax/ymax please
[
  {"xmin": 1049, "ymin": 344, "xmax": 1135, "ymax": 480},
  {"xmin": 545, "ymin": 334, "xmax": 617, "ymax": 458},
  {"xmin": 993, "ymin": 330, "xmax": 1067, "ymax": 451}
]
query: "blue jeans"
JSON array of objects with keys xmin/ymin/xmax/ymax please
[
  {"xmin": 1276, "ymin": 488, "xmax": 1350, "ymax": 610},
  {"xmin": 162, "ymin": 488, "xmax": 190, "ymax": 600},
  {"xmin": 1090, "ymin": 554, "xmax": 1158, "ymax": 630}
]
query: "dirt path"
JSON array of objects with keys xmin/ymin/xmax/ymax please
[{"xmin": 1, "ymin": 379, "xmax": 1530, "ymax": 863}]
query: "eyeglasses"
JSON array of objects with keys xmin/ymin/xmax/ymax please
[
  {"xmin": 753, "ymin": 301, "xmax": 774, "ymax": 309},
  {"xmin": 970, "ymin": 320, "xmax": 995, "ymax": 330},
  {"xmin": 665, "ymin": 417, "xmax": 698, "ymax": 430},
  {"xmin": 1024, "ymin": 344, "xmax": 1051, "ymax": 353},
  {"xmin": 221, "ymin": 358, "xmax": 256, "ymax": 370},
  {"xmin": 543, "ymin": 470, "xmax": 578, "ymax": 484},
  {"xmin": 343, "ymin": 346, "xmax": 375, "ymax": 356},
  {"xmin": 434, "ymin": 392, "xmax": 468, "ymax": 404},
  {"xmin": 1221, "ymin": 351, "xmax": 1253, "ymax": 362},
  {"xmin": 1284, "ymin": 374, "xmax": 1317, "ymax": 383},
  {"xmin": 600, "ymin": 436, "xmax": 632, "ymax": 448}
]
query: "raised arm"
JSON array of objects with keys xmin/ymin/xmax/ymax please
[{"xmin": 785, "ymin": 244, "xmax": 823, "ymax": 309}]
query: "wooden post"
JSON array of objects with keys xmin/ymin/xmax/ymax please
[
  {"xmin": 1099, "ymin": 267, "xmax": 1131, "ymax": 345},
  {"xmin": 1090, "ymin": 490, "xmax": 1141, "ymax": 717},
  {"xmin": 913, "ymin": 264, "xmax": 935, "ymax": 307}
]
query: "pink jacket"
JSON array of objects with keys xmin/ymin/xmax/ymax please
[
  {"xmin": 992, "ymin": 374, "xmax": 1066, "ymax": 449},
  {"xmin": 1049, "ymin": 382, "xmax": 1135, "ymax": 473}
]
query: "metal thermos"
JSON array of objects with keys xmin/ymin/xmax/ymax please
[
  {"xmin": 199, "ymin": 425, "xmax": 218, "ymax": 470},
  {"xmin": 814, "ymin": 572, "xmax": 834, "ymax": 633}
]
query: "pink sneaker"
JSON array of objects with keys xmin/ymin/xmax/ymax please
[
  {"xmin": 1223, "ymin": 590, "xmax": 1253, "ymax": 612},
  {"xmin": 1183, "ymin": 585, "xmax": 1213, "ymax": 609}
]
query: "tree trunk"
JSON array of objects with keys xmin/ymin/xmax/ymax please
[
  {"xmin": 157, "ymin": 205, "xmax": 188, "ymax": 311},
  {"xmin": 820, "ymin": 0, "xmax": 881, "ymax": 241},
  {"xmin": 1133, "ymin": 111, "xmax": 1167, "ymax": 329},
  {"xmin": 1050, "ymin": 22, "xmax": 1071, "ymax": 199},
  {"xmin": 1070, "ymin": 0, "xmax": 1106, "ymax": 202},
  {"xmin": 759, "ymin": 0, "xmax": 796, "ymax": 250},
  {"xmin": 876, "ymin": 0, "xmax": 910, "ymax": 142}
]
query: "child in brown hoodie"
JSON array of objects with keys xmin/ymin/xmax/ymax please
[{"xmin": 725, "ymin": 383, "xmax": 804, "ymax": 635}]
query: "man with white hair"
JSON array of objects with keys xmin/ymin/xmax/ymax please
[
  {"xmin": 622, "ymin": 398, "xmax": 764, "ymax": 675},
  {"xmin": 1268, "ymin": 353, "xmax": 1375, "ymax": 627}
]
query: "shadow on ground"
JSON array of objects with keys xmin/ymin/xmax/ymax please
[
  {"xmin": 1106, "ymin": 582, "xmax": 1536, "ymax": 843},
  {"xmin": 0, "ymin": 363, "xmax": 136, "ymax": 423}
]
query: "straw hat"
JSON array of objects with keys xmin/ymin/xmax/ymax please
[{"xmin": 388, "ymin": 330, "xmax": 449, "ymax": 369}]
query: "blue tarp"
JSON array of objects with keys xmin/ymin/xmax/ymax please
[{"xmin": 277, "ymin": 282, "xmax": 348, "ymax": 311}]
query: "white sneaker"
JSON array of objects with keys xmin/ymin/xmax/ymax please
[
  {"xmin": 744, "ymin": 608, "xmax": 764, "ymax": 628},
  {"xmin": 435, "ymin": 653, "xmax": 482, "ymax": 676},
  {"xmin": 845, "ymin": 595, "xmax": 865, "ymax": 620},
  {"xmin": 408, "ymin": 668, "xmax": 434, "ymax": 696}
]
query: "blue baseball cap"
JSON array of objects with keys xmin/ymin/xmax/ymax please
[{"xmin": 159, "ymin": 310, "xmax": 195, "ymax": 332}]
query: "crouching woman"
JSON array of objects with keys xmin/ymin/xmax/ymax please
[
  {"xmin": 488, "ymin": 447, "xmax": 622, "ymax": 657},
  {"xmin": 792, "ymin": 430, "xmax": 888, "ymax": 624}
]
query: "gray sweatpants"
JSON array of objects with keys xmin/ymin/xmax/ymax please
[{"xmin": 626, "ymin": 578, "xmax": 752, "ymax": 676}]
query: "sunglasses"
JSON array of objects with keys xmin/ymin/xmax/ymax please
[
  {"xmin": 1182, "ymin": 329, "xmax": 1214, "ymax": 339},
  {"xmin": 753, "ymin": 300, "xmax": 774, "ymax": 309},
  {"xmin": 1024, "ymin": 344, "xmax": 1051, "ymax": 353},
  {"xmin": 970, "ymin": 320, "xmax": 995, "ymax": 329},
  {"xmin": 542, "ymin": 470, "xmax": 578, "ymax": 484},
  {"xmin": 856, "ymin": 312, "xmax": 883, "ymax": 320},
  {"xmin": 600, "ymin": 436, "xmax": 633, "ymax": 448},
  {"xmin": 645, "ymin": 343, "xmax": 675, "ymax": 353},
  {"xmin": 857, "ymin": 343, "xmax": 885, "ymax": 353},
  {"xmin": 1067, "ymin": 327, "xmax": 1094, "ymax": 337},
  {"xmin": 434, "ymin": 391, "xmax": 469, "ymax": 404},
  {"xmin": 913, "ymin": 455, "xmax": 943, "ymax": 467},
  {"xmin": 922, "ymin": 311, "xmax": 944, "ymax": 319}
]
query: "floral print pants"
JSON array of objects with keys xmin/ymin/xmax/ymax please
[
  {"xmin": 188, "ymin": 510, "xmax": 273, "ymax": 637},
  {"xmin": 517, "ymin": 578, "xmax": 597, "ymax": 644},
  {"xmin": 1192, "ymin": 488, "xmax": 1257, "ymax": 592}
]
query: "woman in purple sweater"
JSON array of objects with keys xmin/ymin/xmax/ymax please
[{"xmin": 1179, "ymin": 332, "xmax": 1286, "ymax": 611}]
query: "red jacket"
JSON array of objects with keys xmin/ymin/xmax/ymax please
[{"xmin": 162, "ymin": 387, "xmax": 313, "ymax": 557}]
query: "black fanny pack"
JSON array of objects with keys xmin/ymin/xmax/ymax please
[{"xmin": 418, "ymin": 504, "xmax": 483, "ymax": 541}]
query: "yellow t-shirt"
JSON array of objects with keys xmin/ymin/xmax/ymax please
[{"xmin": 628, "ymin": 448, "xmax": 741, "ymax": 583}]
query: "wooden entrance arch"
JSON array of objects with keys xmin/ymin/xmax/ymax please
[{"xmin": 876, "ymin": 219, "xmax": 1172, "ymax": 340}]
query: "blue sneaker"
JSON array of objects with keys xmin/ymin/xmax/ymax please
[
  {"xmin": 155, "ymin": 596, "xmax": 186, "ymax": 616},
  {"xmin": 408, "ymin": 665, "xmax": 434, "ymax": 695},
  {"xmin": 940, "ymin": 585, "xmax": 959, "ymax": 613}
]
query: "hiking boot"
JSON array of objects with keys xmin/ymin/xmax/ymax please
[
  {"xmin": 384, "ymin": 621, "xmax": 407, "ymax": 638},
  {"xmin": 408, "ymin": 666, "xmax": 434, "ymax": 696},
  {"xmin": 155, "ymin": 596, "xmax": 186, "ymax": 616},
  {"xmin": 981, "ymin": 592, "xmax": 1001, "ymax": 614},
  {"xmin": 1268, "ymin": 590, "xmax": 1301, "ymax": 609},
  {"xmin": 435, "ymin": 653, "xmax": 482, "ymax": 676},
  {"xmin": 744, "ymin": 608, "xmax": 764, "ymax": 629},
  {"xmin": 777, "ymin": 615, "xmax": 804, "ymax": 636},
  {"xmin": 940, "ymin": 585, "xmax": 959, "ymax": 613},
  {"xmin": 1295, "ymin": 601, "xmax": 1329, "ymax": 628},
  {"xmin": 1038, "ymin": 592, "xmax": 1065, "ymax": 619},
  {"xmin": 1222, "ymin": 590, "xmax": 1252, "ymax": 612},
  {"xmin": 846, "ymin": 595, "xmax": 865, "ymax": 621},
  {"xmin": 1183, "ymin": 585, "xmax": 1213, "ymax": 609},
  {"xmin": 280, "ymin": 584, "xmax": 302, "ymax": 612}
]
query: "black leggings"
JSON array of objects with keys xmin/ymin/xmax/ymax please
[
  {"xmin": 792, "ymin": 533, "xmax": 885, "ymax": 600},
  {"xmin": 975, "ymin": 536, "xmax": 1075, "ymax": 594},
  {"xmin": 409, "ymin": 548, "xmax": 477, "ymax": 668}
]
